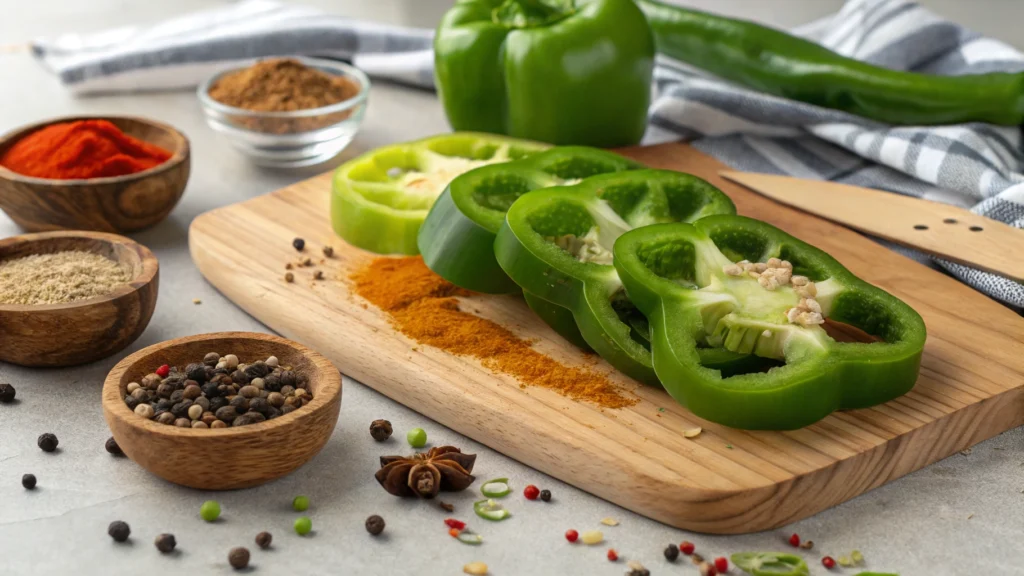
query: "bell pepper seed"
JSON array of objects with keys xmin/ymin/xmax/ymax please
[
  {"xmin": 463, "ymin": 561, "xmax": 488, "ymax": 575},
  {"xmin": 580, "ymin": 530, "xmax": 604, "ymax": 545}
]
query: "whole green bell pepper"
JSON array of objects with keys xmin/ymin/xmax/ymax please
[
  {"xmin": 331, "ymin": 133, "xmax": 548, "ymax": 254},
  {"xmin": 494, "ymin": 170, "xmax": 737, "ymax": 384},
  {"xmin": 419, "ymin": 146, "xmax": 645, "ymax": 294},
  {"xmin": 613, "ymin": 216, "xmax": 926, "ymax": 429},
  {"xmin": 637, "ymin": 0, "xmax": 1024, "ymax": 126},
  {"xmin": 434, "ymin": 0, "xmax": 654, "ymax": 146}
]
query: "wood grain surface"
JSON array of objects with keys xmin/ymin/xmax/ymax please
[
  {"xmin": 720, "ymin": 171, "xmax": 1024, "ymax": 283},
  {"xmin": 0, "ymin": 116, "xmax": 190, "ymax": 233},
  {"xmin": 102, "ymin": 332, "xmax": 343, "ymax": 490},
  {"xmin": 188, "ymin": 143, "xmax": 1024, "ymax": 533},
  {"xmin": 0, "ymin": 230, "xmax": 159, "ymax": 367}
]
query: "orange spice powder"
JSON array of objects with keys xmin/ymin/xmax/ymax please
[{"xmin": 350, "ymin": 256, "xmax": 635, "ymax": 409}]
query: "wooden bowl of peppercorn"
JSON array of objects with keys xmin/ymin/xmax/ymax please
[
  {"xmin": 102, "ymin": 332, "xmax": 343, "ymax": 490},
  {"xmin": 0, "ymin": 115, "xmax": 190, "ymax": 233}
]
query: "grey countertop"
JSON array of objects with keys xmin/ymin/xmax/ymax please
[{"xmin": 2, "ymin": 1, "xmax": 1023, "ymax": 575}]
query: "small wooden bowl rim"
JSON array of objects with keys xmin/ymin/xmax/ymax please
[
  {"xmin": 0, "ymin": 230, "xmax": 158, "ymax": 313},
  {"xmin": 0, "ymin": 115, "xmax": 189, "ymax": 186},
  {"xmin": 102, "ymin": 332, "xmax": 343, "ymax": 439}
]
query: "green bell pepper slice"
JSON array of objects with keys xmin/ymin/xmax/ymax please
[
  {"xmin": 434, "ymin": 0, "xmax": 654, "ymax": 146},
  {"xmin": 731, "ymin": 552, "xmax": 809, "ymax": 576},
  {"xmin": 494, "ymin": 170, "xmax": 737, "ymax": 384},
  {"xmin": 613, "ymin": 216, "xmax": 927, "ymax": 429},
  {"xmin": 330, "ymin": 133, "xmax": 548, "ymax": 254},
  {"xmin": 419, "ymin": 146, "xmax": 644, "ymax": 294}
]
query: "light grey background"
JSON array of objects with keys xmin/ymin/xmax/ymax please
[{"xmin": 1, "ymin": 1, "xmax": 1023, "ymax": 575}]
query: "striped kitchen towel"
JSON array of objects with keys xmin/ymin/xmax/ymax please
[{"xmin": 31, "ymin": 0, "xmax": 1024, "ymax": 309}]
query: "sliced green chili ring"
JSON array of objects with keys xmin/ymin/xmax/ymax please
[
  {"xmin": 456, "ymin": 529, "xmax": 483, "ymax": 545},
  {"xmin": 473, "ymin": 499, "xmax": 511, "ymax": 522},
  {"xmin": 480, "ymin": 478, "xmax": 512, "ymax": 498},
  {"xmin": 731, "ymin": 552, "xmax": 810, "ymax": 576}
]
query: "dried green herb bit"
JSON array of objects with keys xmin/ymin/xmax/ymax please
[
  {"xmin": 0, "ymin": 383, "xmax": 15, "ymax": 403},
  {"xmin": 155, "ymin": 533, "xmax": 177, "ymax": 554},
  {"xmin": 37, "ymin": 433, "xmax": 58, "ymax": 452},
  {"xmin": 108, "ymin": 521, "xmax": 130, "ymax": 543},
  {"xmin": 228, "ymin": 547, "xmax": 250, "ymax": 570}
]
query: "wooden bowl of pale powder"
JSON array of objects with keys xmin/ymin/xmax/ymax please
[{"xmin": 0, "ymin": 230, "xmax": 158, "ymax": 366}]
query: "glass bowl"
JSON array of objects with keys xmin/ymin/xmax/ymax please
[{"xmin": 197, "ymin": 58, "xmax": 370, "ymax": 168}]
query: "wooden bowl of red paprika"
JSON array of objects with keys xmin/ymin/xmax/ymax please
[{"xmin": 0, "ymin": 116, "xmax": 190, "ymax": 233}]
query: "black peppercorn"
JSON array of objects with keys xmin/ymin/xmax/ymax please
[
  {"xmin": 365, "ymin": 515, "xmax": 385, "ymax": 536},
  {"xmin": 540, "ymin": 489, "xmax": 551, "ymax": 502},
  {"xmin": 230, "ymin": 370, "xmax": 250, "ymax": 386},
  {"xmin": 108, "ymin": 521, "xmax": 131, "ymax": 543},
  {"xmin": 248, "ymin": 398, "xmax": 270, "ymax": 415},
  {"xmin": 292, "ymin": 237, "xmax": 305, "ymax": 251},
  {"xmin": 37, "ymin": 433, "xmax": 58, "ymax": 453},
  {"xmin": 255, "ymin": 531, "xmax": 272, "ymax": 549},
  {"xmin": 229, "ymin": 396, "xmax": 250, "ymax": 412},
  {"xmin": 203, "ymin": 352, "xmax": 221, "ymax": 366},
  {"xmin": 263, "ymin": 373, "xmax": 282, "ymax": 392},
  {"xmin": 281, "ymin": 405, "xmax": 295, "ymax": 415},
  {"xmin": 244, "ymin": 362, "xmax": 269, "ymax": 379},
  {"xmin": 156, "ymin": 383, "xmax": 174, "ymax": 399},
  {"xmin": 154, "ymin": 533, "xmax": 176, "ymax": 554},
  {"xmin": 215, "ymin": 406, "xmax": 239, "ymax": 423},
  {"xmin": 266, "ymin": 407, "xmax": 282, "ymax": 419},
  {"xmin": 664, "ymin": 543, "xmax": 680, "ymax": 562},
  {"xmin": 22, "ymin": 473, "xmax": 36, "ymax": 490},
  {"xmin": 209, "ymin": 396, "xmax": 229, "ymax": 412},
  {"xmin": 279, "ymin": 371, "xmax": 297, "ymax": 388},
  {"xmin": 105, "ymin": 437, "xmax": 123, "ymax": 456},
  {"xmin": 155, "ymin": 399, "xmax": 175, "ymax": 413},
  {"xmin": 171, "ymin": 400, "xmax": 193, "ymax": 418},
  {"xmin": 186, "ymin": 363, "xmax": 207, "ymax": 383},
  {"xmin": 0, "ymin": 383, "xmax": 15, "ymax": 403},
  {"xmin": 233, "ymin": 412, "xmax": 266, "ymax": 427},
  {"xmin": 124, "ymin": 396, "xmax": 140, "ymax": 411},
  {"xmin": 228, "ymin": 547, "xmax": 250, "ymax": 569},
  {"xmin": 201, "ymin": 383, "xmax": 221, "ymax": 398},
  {"xmin": 369, "ymin": 419, "xmax": 393, "ymax": 442},
  {"xmin": 169, "ymin": 389, "xmax": 185, "ymax": 403}
]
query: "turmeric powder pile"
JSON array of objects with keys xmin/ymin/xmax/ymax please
[{"xmin": 351, "ymin": 256, "xmax": 635, "ymax": 409}]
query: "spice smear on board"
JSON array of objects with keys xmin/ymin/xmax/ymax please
[
  {"xmin": 0, "ymin": 251, "xmax": 132, "ymax": 305},
  {"xmin": 207, "ymin": 58, "xmax": 361, "ymax": 134},
  {"xmin": 0, "ymin": 120, "xmax": 171, "ymax": 180},
  {"xmin": 350, "ymin": 256, "xmax": 635, "ymax": 409}
]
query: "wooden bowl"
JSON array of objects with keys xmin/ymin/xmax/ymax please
[
  {"xmin": 0, "ymin": 116, "xmax": 190, "ymax": 233},
  {"xmin": 102, "ymin": 332, "xmax": 343, "ymax": 490},
  {"xmin": 0, "ymin": 231, "xmax": 158, "ymax": 367}
]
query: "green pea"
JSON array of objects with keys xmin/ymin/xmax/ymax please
[
  {"xmin": 292, "ymin": 495, "xmax": 310, "ymax": 512},
  {"xmin": 200, "ymin": 500, "xmax": 221, "ymax": 522},
  {"xmin": 294, "ymin": 516, "xmax": 312, "ymax": 536},
  {"xmin": 407, "ymin": 427, "xmax": 427, "ymax": 448}
]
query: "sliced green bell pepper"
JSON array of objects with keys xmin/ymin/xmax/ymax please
[
  {"xmin": 494, "ymin": 170, "xmax": 737, "ymax": 384},
  {"xmin": 613, "ymin": 216, "xmax": 926, "ymax": 429},
  {"xmin": 330, "ymin": 133, "xmax": 548, "ymax": 254},
  {"xmin": 419, "ymin": 146, "xmax": 644, "ymax": 293},
  {"xmin": 434, "ymin": 0, "xmax": 654, "ymax": 146},
  {"xmin": 731, "ymin": 552, "xmax": 809, "ymax": 576}
]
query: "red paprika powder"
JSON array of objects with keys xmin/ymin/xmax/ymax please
[{"xmin": 0, "ymin": 119, "xmax": 172, "ymax": 180}]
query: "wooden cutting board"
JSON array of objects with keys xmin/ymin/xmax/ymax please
[{"xmin": 189, "ymin": 143, "xmax": 1024, "ymax": 534}]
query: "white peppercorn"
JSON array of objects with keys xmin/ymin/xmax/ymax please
[
  {"xmin": 239, "ymin": 386, "xmax": 259, "ymax": 399},
  {"xmin": 224, "ymin": 354, "xmax": 239, "ymax": 369},
  {"xmin": 174, "ymin": 418, "xmax": 191, "ymax": 428},
  {"xmin": 250, "ymin": 378, "xmax": 265, "ymax": 390},
  {"xmin": 267, "ymin": 392, "xmax": 285, "ymax": 408},
  {"xmin": 155, "ymin": 412, "xmax": 175, "ymax": 425},
  {"xmin": 126, "ymin": 382, "xmax": 140, "ymax": 394},
  {"xmin": 135, "ymin": 404, "xmax": 155, "ymax": 419},
  {"xmin": 266, "ymin": 356, "xmax": 279, "ymax": 367},
  {"xmin": 187, "ymin": 405, "xmax": 203, "ymax": 420},
  {"xmin": 192, "ymin": 421, "xmax": 209, "ymax": 429}
]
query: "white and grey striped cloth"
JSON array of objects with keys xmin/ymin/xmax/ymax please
[{"xmin": 31, "ymin": 0, "xmax": 1024, "ymax": 309}]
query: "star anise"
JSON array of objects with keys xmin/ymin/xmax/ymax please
[{"xmin": 375, "ymin": 446, "xmax": 476, "ymax": 499}]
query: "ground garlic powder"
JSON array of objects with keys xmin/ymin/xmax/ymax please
[{"xmin": 0, "ymin": 251, "xmax": 132, "ymax": 305}]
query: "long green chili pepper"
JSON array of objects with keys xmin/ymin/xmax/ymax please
[{"xmin": 636, "ymin": 0, "xmax": 1024, "ymax": 126}]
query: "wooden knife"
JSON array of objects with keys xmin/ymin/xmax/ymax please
[{"xmin": 719, "ymin": 171, "xmax": 1024, "ymax": 283}]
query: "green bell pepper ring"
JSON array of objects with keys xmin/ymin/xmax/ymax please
[
  {"xmin": 473, "ymin": 498, "xmax": 511, "ymax": 521},
  {"xmin": 330, "ymin": 133, "xmax": 548, "ymax": 255},
  {"xmin": 523, "ymin": 291, "xmax": 593, "ymax": 351},
  {"xmin": 434, "ymin": 0, "xmax": 654, "ymax": 146},
  {"xmin": 637, "ymin": 0, "xmax": 1024, "ymax": 126},
  {"xmin": 494, "ymin": 170, "xmax": 737, "ymax": 384},
  {"xmin": 419, "ymin": 146, "xmax": 645, "ymax": 293},
  {"xmin": 613, "ymin": 216, "xmax": 926, "ymax": 429},
  {"xmin": 731, "ymin": 552, "xmax": 809, "ymax": 576}
]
